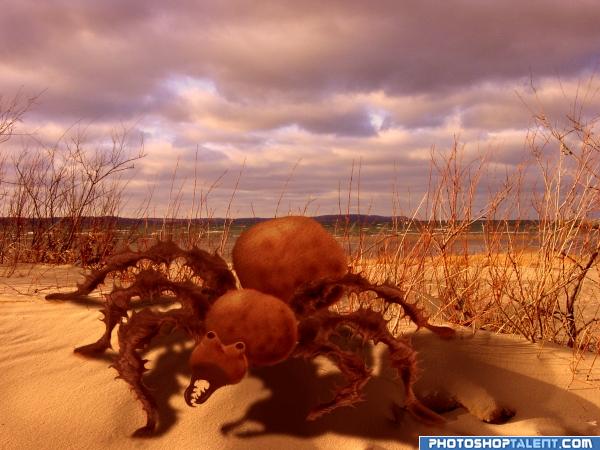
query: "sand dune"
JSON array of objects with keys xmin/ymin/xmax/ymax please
[{"xmin": 1, "ymin": 265, "xmax": 599, "ymax": 450}]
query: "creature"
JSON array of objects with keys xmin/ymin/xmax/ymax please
[{"xmin": 46, "ymin": 216, "xmax": 455, "ymax": 435}]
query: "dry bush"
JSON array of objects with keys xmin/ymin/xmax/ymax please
[
  {"xmin": 0, "ymin": 90, "xmax": 239, "ymax": 273},
  {"xmin": 0, "ymin": 122, "xmax": 145, "ymax": 271},
  {"xmin": 136, "ymin": 149, "xmax": 240, "ymax": 258},
  {"xmin": 486, "ymin": 104, "xmax": 600, "ymax": 352},
  {"xmin": 348, "ymin": 94, "xmax": 600, "ymax": 361},
  {"xmin": 0, "ymin": 91, "xmax": 35, "ymax": 144}
]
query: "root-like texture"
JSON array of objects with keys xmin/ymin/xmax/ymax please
[
  {"xmin": 296, "ymin": 338, "xmax": 372, "ymax": 420},
  {"xmin": 296, "ymin": 309, "xmax": 445, "ymax": 425},
  {"xmin": 290, "ymin": 273, "xmax": 455, "ymax": 339},
  {"xmin": 45, "ymin": 240, "xmax": 235, "ymax": 300},
  {"xmin": 46, "ymin": 241, "xmax": 235, "ymax": 356},
  {"xmin": 47, "ymin": 241, "xmax": 454, "ymax": 434},
  {"xmin": 112, "ymin": 308, "xmax": 203, "ymax": 436}
]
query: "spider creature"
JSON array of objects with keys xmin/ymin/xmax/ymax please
[{"xmin": 46, "ymin": 216, "xmax": 455, "ymax": 435}]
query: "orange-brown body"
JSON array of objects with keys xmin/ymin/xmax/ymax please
[
  {"xmin": 232, "ymin": 216, "xmax": 347, "ymax": 302},
  {"xmin": 48, "ymin": 221, "xmax": 455, "ymax": 435},
  {"xmin": 206, "ymin": 289, "xmax": 298, "ymax": 366}
]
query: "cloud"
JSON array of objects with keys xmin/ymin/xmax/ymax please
[
  {"xmin": 163, "ymin": 85, "xmax": 377, "ymax": 136},
  {"xmin": 2, "ymin": 1, "xmax": 600, "ymax": 216},
  {"xmin": 4, "ymin": 0, "xmax": 600, "ymax": 113}
]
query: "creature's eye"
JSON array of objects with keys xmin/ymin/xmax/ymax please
[
  {"xmin": 206, "ymin": 331, "xmax": 217, "ymax": 339},
  {"xmin": 234, "ymin": 342, "xmax": 245, "ymax": 352}
]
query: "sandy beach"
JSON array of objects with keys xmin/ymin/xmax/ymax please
[{"xmin": 1, "ymin": 264, "xmax": 600, "ymax": 450}]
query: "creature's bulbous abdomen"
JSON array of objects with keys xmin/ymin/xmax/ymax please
[
  {"xmin": 232, "ymin": 216, "xmax": 348, "ymax": 302},
  {"xmin": 206, "ymin": 289, "xmax": 298, "ymax": 366}
]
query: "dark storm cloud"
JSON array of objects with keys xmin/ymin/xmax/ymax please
[{"xmin": 3, "ymin": 0, "xmax": 600, "ymax": 116}]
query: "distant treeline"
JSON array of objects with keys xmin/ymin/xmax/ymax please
[{"xmin": 0, "ymin": 214, "xmax": 588, "ymax": 232}]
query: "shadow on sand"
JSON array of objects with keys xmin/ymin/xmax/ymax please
[{"xmin": 54, "ymin": 294, "xmax": 600, "ymax": 443}]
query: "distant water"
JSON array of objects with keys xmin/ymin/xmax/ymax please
[{"xmin": 141, "ymin": 226, "xmax": 540, "ymax": 261}]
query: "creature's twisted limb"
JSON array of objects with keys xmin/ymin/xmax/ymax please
[
  {"xmin": 290, "ymin": 273, "xmax": 455, "ymax": 339},
  {"xmin": 46, "ymin": 241, "xmax": 235, "ymax": 356},
  {"xmin": 112, "ymin": 308, "xmax": 204, "ymax": 436},
  {"xmin": 45, "ymin": 241, "xmax": 235, "ymax": 301},
  {"xmin": 295, "ymin": 336, "xmax": 372, "ymax": 420},
  {"xmin": 74, "ymin": 269, "xmax": 215, "ymax": 355},
  {"xmin": 297, "ymin": 309, "xmax": 445, "ymax": 424}
]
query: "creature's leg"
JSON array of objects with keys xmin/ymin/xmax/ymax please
[
  {"xmin": 290, "ymin": 273, "xmax": 455, "ymax": 340},
  {"xmin": 74, "ymin": 288, "xmax": 129, "ymax": 355},
  {"xmin": 375, "ymin": 326, "xmax": 444, "ymax": 424},
  {"xmin": 111, "ymin": 308, "xmax": 200, "ymax": 436},
  {"xmin": 44, "ymin": 265, "xmax": 117, "ymax": 300},
  {"xmin": 294, "ymin": 316, "xmax": 376, "ymax": 420},
  {"xmin": 306, "ymin": 309, "xmax": 445, "ymax": 424},
  {"xmin": 44, "ymin": 245, "xmax": 170, "ymax": 300},
  {"xmin": 46, "ymin": 241, "xmax": 235, "ymax": 301},
  {"xmin": 368, "ymin": 283, "xmax": 455, "ymax": 339},
  {"xmin": 75, "ymin": 269, "xmax": 212, "ymax": 355},
  {"xmin": 308, "ymin": 345, "xmax": 372, "ymax": 420}
]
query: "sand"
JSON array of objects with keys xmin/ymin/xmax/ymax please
[{"xmin": 1, "ymin": 264, "xmax": 600, "ymax": 450}]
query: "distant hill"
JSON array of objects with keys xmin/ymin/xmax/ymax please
[
  {"xmin": 112, "ymin": 214, "xmax": 409, "ymax": 229},
  {"xmin": 0, "ymin": 214, "xmax": 405, "ymax": 227},
  {"xmin": 0, "ymin": 215, "xmax": 555, "ymax": 233}
]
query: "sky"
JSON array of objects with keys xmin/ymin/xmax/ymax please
[{"xmin": 1, "ymin": 0, "xmax": 600, "ymax": 218}]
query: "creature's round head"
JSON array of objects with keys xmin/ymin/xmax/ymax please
[
  {"xmin": 184, "ymin": 289, "xmax": 298, "ymax": 406},
  {"xmin": 184, "ymin": 331, "xmax": 247, "ymax": 406}
]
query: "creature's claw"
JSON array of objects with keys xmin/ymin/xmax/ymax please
[
  {"xmin": 405, "ymin": 397, "xmax": 446, "ymax": 425},
  {"xmin": 74, "ymin": 340, "xmax": 111, "ymax": 356},
  {"xmin": 132, "ymin": 413, "xmax": 158, "ymax": 438},
  {"xmin": 482, "ymin": 406, "xmax": 515, "ymax": 424}
]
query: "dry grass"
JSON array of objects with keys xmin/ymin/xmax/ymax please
[
  {"xmin": 1, "ymin": 86, "xmax": 599, "ymax": 367},
  {"xmin": 342, "ymin": 92, "xmax": 600, "ymax": 367}
]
